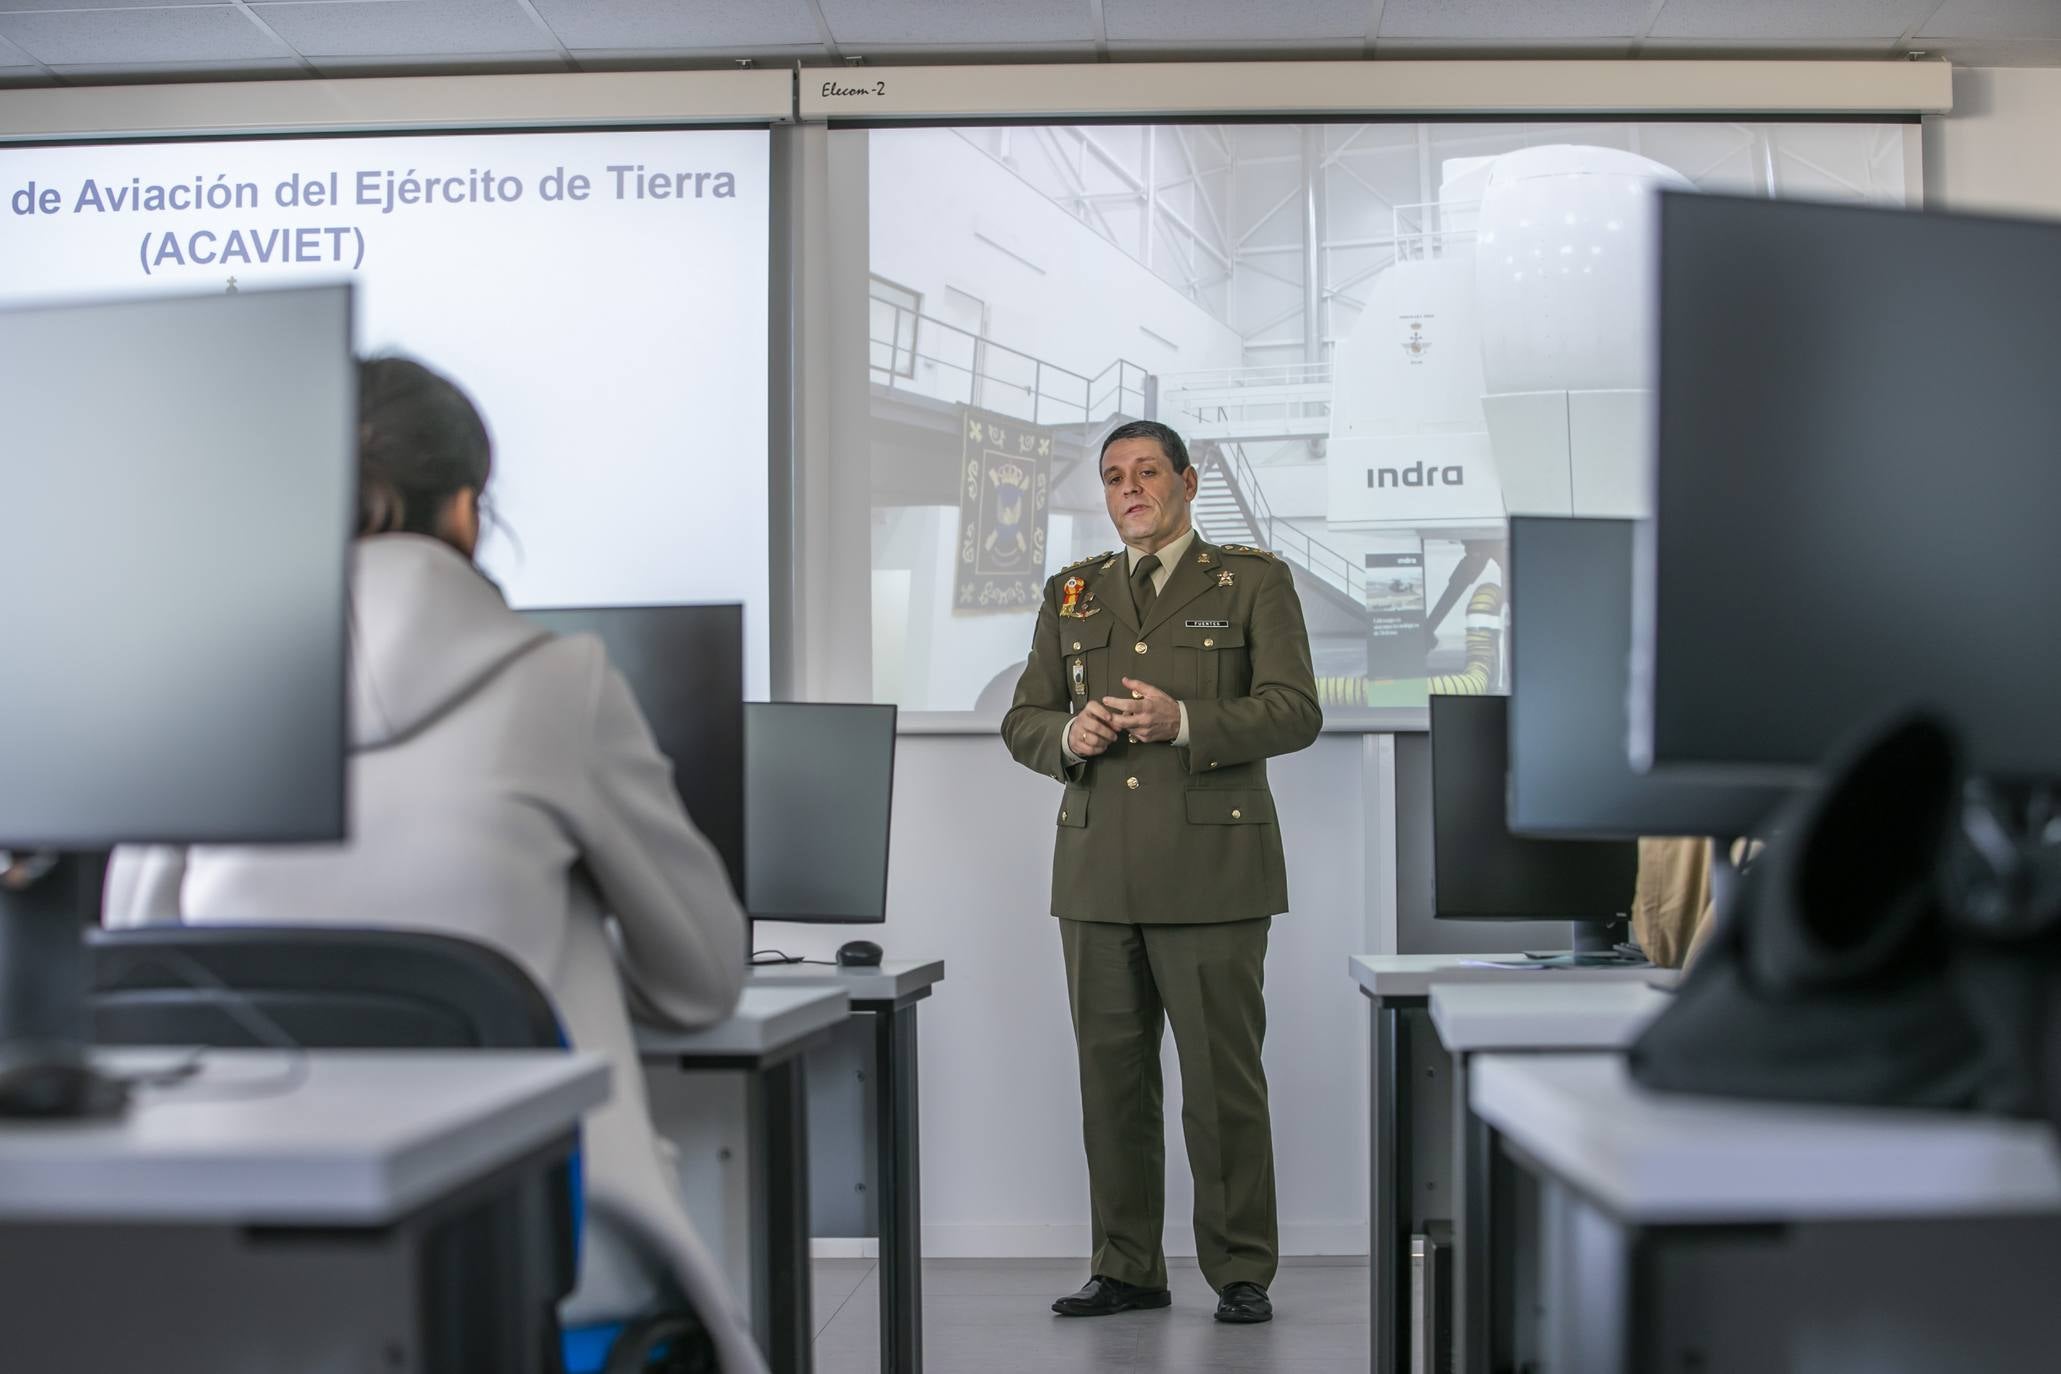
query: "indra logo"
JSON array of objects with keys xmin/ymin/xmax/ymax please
[{"xmin": 1368, "ymin": 462, "xmax": 1465, "ymax": 489}]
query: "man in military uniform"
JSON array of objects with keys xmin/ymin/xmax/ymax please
[{"xmin": 1002, "ymin": 420, "xmax": 1322, "ymax": 1325}]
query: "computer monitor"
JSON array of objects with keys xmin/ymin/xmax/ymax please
[
  {"xmin": 1634, "ymin": 191, "xmax": 2061, "ymax": 782},
  {"xmin": 0, "ymin": 288, "xmax": 353, "ymax": 846},
  {"xmin": 0, "ymin": 285, "xmax": 354, "ymax": 1116},
  {"xmin": 1430, "ymin": 694, "xmax": 1640, "ymax": 961},
  {"xmin": 1508, "ymin": 516, "xmax": 1786, "ymax": 840},
  {"xmin": 521, "ymin": 605, "xmax": 746, "ymax": 902},
  {"xmin": 745, "ymin": 702, "xmax": 897, "ymax": 925}
]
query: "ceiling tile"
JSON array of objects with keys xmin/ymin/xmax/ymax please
[
  {"xmin": 1105, "ymin": 0, "xmax": 1369, "ymax": 42},
  {"xmin": 1649, "ymin": 0, "xmax": 1938, "ymax": 40},
  {"xmin": 1920, "ymin": 0, "xmax": 2061, "ymax": 39},
  {"xmin": 252, "ymin": 0, "xmax": 555, "ymax": 58},
  {"xmin": 0, "ymin": 6, "xmax": 290, "ymax": 64},
  {"xmin": 529, "ymin": 0, "xmax": 820, "ymax": 50},
  {"xmin": 1380, "ymin": 0, "xmax": 1652, "ymax": 39},
  {"xmin": 816, "ymin": 0, "xmax": 1093, "ymax": 46}
]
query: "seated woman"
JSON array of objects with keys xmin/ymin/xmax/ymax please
[{"xmin": 105, "ymin": 356, "xmax": 767, "ymax": 1374}]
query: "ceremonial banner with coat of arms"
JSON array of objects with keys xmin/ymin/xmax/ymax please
[{"xmin": 957, "ymin": 407, "xmax": 1051, "ymax": 612}]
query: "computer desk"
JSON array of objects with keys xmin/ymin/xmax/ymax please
[
  {"xmin": 1349, "ymin": 954, "xmax": 1676, "ymax": 1374},
  {"xmin": 753, "ymin": 959, "xmax": 944, "ymax": 1374},
  {"xmin": 638, "ymin": 983, "xmax": 851, "ymax": 1374},
  {"xmin": 1429, "ymin": 980, "xmax": 1673, "ymax": 1374},
  {"xmin": 0, "ymin": 1048, "xmax": 607, "ymax": 1373},
  {"xmin": 1473, "ymin": 1053, "xmax": 2061, "ymax": 1374}
]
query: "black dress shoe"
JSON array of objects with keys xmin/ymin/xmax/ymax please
[
  {"xmin": 1051, "ymin": 1275, "xmax": 1171, "ymax": 1318},
  {"xmin": 1214, "ymin": 1281, "xmax": 1272, "ymax": 1324}
]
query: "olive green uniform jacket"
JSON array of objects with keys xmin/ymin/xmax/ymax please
[{"xmin": 1002, "ymin": 537, "xmax": 1323, "ymax": 923}]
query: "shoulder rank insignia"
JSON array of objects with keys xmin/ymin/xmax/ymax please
[
  {"xmin": 1219, "ymin": 543, "xmax": 1276, "ymax": 560},
  {"xmin": 1059, "ymin": 550, "xmax": 1115, "ymax": 576}
]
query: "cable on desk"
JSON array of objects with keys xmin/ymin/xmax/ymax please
[
  {"xmin": 111, "ymin": 949, "xmax": 311, "ymax": 1102},
  {"xmin": 749, "ymin": 950, "xmax": 838, "ymax": 967}
]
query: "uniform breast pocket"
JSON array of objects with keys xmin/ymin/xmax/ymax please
[
  {"xmin": 1060, "ymin": 616, "xmax": 1114, "ymax": 707},
  {"xmin": 1172, "ymin": 624, "xmax": 1247, "ymax": 700}
]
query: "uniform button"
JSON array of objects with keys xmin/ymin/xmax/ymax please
[
  {"xmin": 1060, "ymin": 810, "xmax": 1068, "ymax": 821},
  {"xmin": 1209, "ymin": 761, "xmax": 1219, "ymax": 769},
  {"xmin": 1134, "ymin": 642, "xmax": 1148, "ymax": 654},
  {"xmin": 1231, "ymin": 808, "xmax": 1243, "ymax": 820},
  {"xmin": 1128, "ymin": 734, "xmax": 1140, "ymax": 744},
  {"xmin": 1126, "ymin": 776, "xmax": 1140, "ymax": 790},
  {"xmin": 1203, "ymin": 638, "xmax": 1215, "ymax": 648},
  {"xmin": 1131, "ymin": 690, "xmax": 1143, "ymax": 700},
  {"xmin": 1072, "ymin": 641, "xmax": 1082, "ymax": 651}
]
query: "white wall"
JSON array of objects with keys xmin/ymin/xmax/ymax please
[
  {"xmin": 760, "ymin": 732, "xmax": 1384, "ymax": 1259},
  {"xmin": 1925, "ymin": 67, "xmax": 2061, "ymax": 220}
]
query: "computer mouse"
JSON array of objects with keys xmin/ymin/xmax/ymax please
[{"xmin": 836, "ymin": 939, "xmax": 884, "ymax": 969}]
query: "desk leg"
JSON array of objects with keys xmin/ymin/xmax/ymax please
[
  {"xmin": 873, "ymin": 1004, "xmax": 924, "ymax": 1374},
  {"xmin": 1539, "ymin": 1178, "xmax": 1632, "ymax": 1374},
  {"xmin": 1454, "ymin": 1053, "xmax": 1489, "ymax": 1374},
  {"xmin": 1369, "ymin": 1001, "xmax": 1411, "ymax": 1374},
  {"xmin": 750, "ymin": 1059, "xmax": 814, "ymax": 1374}
]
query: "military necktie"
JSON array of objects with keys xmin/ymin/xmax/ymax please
[{"xmin": 1131, "ymin": 553, "xmax": 1161, "ymax": 626}]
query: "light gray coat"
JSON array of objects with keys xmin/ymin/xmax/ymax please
[{"xmin": 105, "ymin": 534, "xmax": 765, "ymax": 1373}]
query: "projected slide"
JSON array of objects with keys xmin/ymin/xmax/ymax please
[{"xmin": 0, "ymin": 128, "xmax": 772, "ymax": 692}]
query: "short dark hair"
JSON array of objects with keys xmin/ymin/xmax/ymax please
[
  {"xmin": 1100, "ymin": 419, "xmax": 1190, "ymax": 475},
  {"xmin": 355, "ymin": 356, "xmax": 494, "ymax": 548}
]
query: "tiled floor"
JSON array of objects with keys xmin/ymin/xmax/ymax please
[{"xmin": 813, "ymin": 1257, "xmax": 1368, "ymax": 1373}]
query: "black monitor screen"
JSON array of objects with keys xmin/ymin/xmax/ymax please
[
  {"xmin": 0, "ymin": 287, "xmax": 353, "ymax": 846},
  {"xmin": 1431, "ymin": 694, "xmax": 1638, "ymax": 921},
  {"xmin": 521, "ymin": 604, "xmax": 745, "ymax": 900},
  {"xmin": 1637, "ymin": 191, "xmax": 2061, "ymax": 781},
  {"xmin": 1509, "ymin": 517, "xmax": 1786, "ymax": 839},
  {"xmin": 745, "ymin": 702, "xmax": 896, "ymax": 925}
]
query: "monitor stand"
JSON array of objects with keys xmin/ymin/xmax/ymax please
[
  {"xmin": 1516, "ymin": 916, "xmax": 1647, "ymax": 969},
  {"xmin": 0, "ymin": 851, "xmax": 129, "ymax": 1119}
]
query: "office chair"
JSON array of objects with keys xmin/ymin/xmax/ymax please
[{"xmin": 89, "ymin": 925, "xmax": 715, "ymax": 1374}]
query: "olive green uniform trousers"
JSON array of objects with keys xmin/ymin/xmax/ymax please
[{"xmin": 1059, "ymin": 914, "xmax": 1277, "ymax": 1293}]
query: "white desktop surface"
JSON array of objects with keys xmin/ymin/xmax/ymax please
[
  {"xmin": 636, "ymin": 984, "xmax": 849, "ymax": 1059},
  {"xmin": 1351, "ymin": 953, "xmax": 1678, "ymax": 1001},
  {"xmin": 1471, "ymin": 1053, "xmax": 2061, "ymax": 1223},
  {"xmin": 1431, "ymin": 981, "xmax": 1674, "ymax": 1054},
  {"xmin": 751, "ymin": 958, "xmax": 945, "ymax": 1006},
  {"xmin": 0, "ymin": 1049, "xmax": 607, "ymax": 1226}
]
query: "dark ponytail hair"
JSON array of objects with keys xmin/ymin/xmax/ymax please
[{"xmin": 356, "ymin": 356, "xmax": 494, "ymax": 550}]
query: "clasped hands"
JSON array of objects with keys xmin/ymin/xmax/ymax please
[{"xmin": 1068, "ymin": 677, "xmax": 1180, "ymax": 757}]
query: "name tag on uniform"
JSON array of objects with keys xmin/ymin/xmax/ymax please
[{"xmin": 1186, "ymin": 620, "xmax": 1230, "ymax": 629}]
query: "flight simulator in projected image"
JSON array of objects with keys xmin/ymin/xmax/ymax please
[{"xmin": 857, "ymin": 120, "xmax": 1913, "ymax": 721}]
